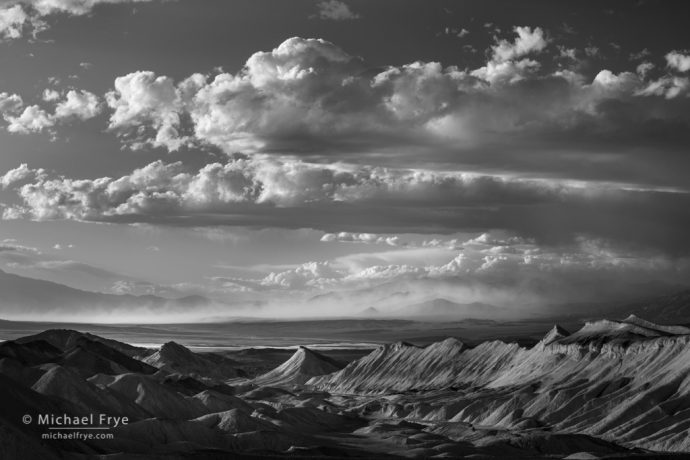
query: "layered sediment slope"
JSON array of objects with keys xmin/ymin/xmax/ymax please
[
  {"xmin": 253, "ymin": 346, "xmax": 344, "ymax": 386},
  {"xmin": 310, "ymin": 315, "xmax": 690, "ymax": 451},
  {"xmin": 310, "ymin": 338, "xmax": 467, "ymax": 393}
]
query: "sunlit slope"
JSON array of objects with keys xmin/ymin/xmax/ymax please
[{"xmin": 310, "ymin": 316, "xmax": 690, "ymax": 451}]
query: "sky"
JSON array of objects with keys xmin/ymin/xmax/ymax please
[{"xmin": 0, "ymin": 0, "xmax": 689, "ymax": 321}]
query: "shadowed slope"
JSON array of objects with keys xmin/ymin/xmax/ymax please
[
  {"xmin": 59, "ymin": 337, "xmax": 157, "ymax": 377},
  {"xmin": 16, "ymin": 329, "xmax": 144, "ymax": 357},
  {"xmin": 143, "ymin": 341, "xmax": 242, "ymax": 382}
]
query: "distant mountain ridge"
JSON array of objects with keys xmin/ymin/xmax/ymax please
[
  {"xmin": 395, "ymin": 298, "xmax": 503, "ymax": 319},
  {"xmin": 611, "ymin": 289, "xmax": 690, "ymax": 324},
  {"xmin": 0, "ymin": 269, "xmax": 209, "ymax": 316}
]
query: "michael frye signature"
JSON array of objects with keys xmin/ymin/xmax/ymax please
[{"xmin": 24, "ymin": 413, "xmax": 129, "ymax": 428}]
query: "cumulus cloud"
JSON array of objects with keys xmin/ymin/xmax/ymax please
[
  {"xmin": 636, "ymin": 61, "xmax": 654, "ymax": 78},
  {"xmin": 42, "ymin": 88, "xmax": 60, "ymax": 101},
  {"xmin": 0, "ymin": 0, "xmax": 152, "ymax": 16},
  {"xmin": 320, "ymin": 231, "xmax": 463, "ymax": 249},
  {"xmin": 492, "ymin": 26, "xmax": 548, "ymax": 62},
  {"xmin": 105, "ymin": 70, "xmax": 193, "ymax": 150},
  {"xmin": 103, "ymin": 38, "xmax": 379, "ymax": 152},
  {"xmin": 188, "ymin": 37, "xmax": 368, "ymax": 153},
  {"xmin": 3, "ymin": 156, "xmax": 690, "ymax": 255},
  {"xmin": 0, "ymin": 0, "xmax": 154, "ymax": 39},
  {"xmin": 0, "ymin": 163, "xmax": 43, "ymax": 188},
  {"xmin": 54, "ymin": 89, "xmax": 101, "ymax": 120},
  {"xmin": 260, "ymin": 261, "xmax": 341, "ymax": 289},
  {"xmin": 0, "ymin": 158, "xmax": 486, "ymax": 219},
  {"xmin": 0, "ymin": 92, "xmax": 23, "ymax": 113},
  {"xmin": 100, "ymin": 37, "xmax": 467, "ymax": 151},
  {"xmin": 321, "ymin": 232, "xmax": 401, "ymax": 246},
  {"xmin": 470, "ymin": 26, "xmax": 547, "ymax": 84},
  {"xmin": 0, "ymin": 156, "xmax": 611, "ymax": 221},
  {"xmin": 1, "ymin": 34, "xmax": 690, "ymax": 257},
  {"xmin": 5, "ymin": 105, "xmax": 54, "ymax": 133},
  {"xmin": 0, "ymin": 4, "xmax": 28, "ymax": 39},
  {"xmin": 2, "ymin": 89, "xmax": 101, "ymax": 134},
  {"xmin": 217, "ymin": 231, "xmax": 690, "ymax": 315},
  {"xmin": 94, "ymin": 33, "xmax": 690, "ymax": 184},
  {"xmin": 315, "ymin": 0, "xmax": 358, "ymax": 20},
  {"xmin": 106, "ymin": 71, "xmax": 177, "ymax": 128},
  {"xmin": 666, "ymin": 51, "xmax": 690, "ymax": 72},
  {"xmin": 636, "ymin": 75, "xmax": 690, "ymax": 99}
]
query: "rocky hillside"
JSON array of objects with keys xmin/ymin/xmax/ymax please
[
  {"xmin": 310, "ymin": 315, "xmax": 690, "ymax": 452},
  {"xmin": 253, "ymin": 346, "xmax": 344, "ymax": 386}
]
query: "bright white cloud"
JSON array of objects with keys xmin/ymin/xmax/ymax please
[
  {"xmin": 2, "ymin": 156, "xmax": 627, "ymax": 222},
  {"xmin": 54, "ymin": 89, "xmax": 101, "ymax": 120},
  {"xmin": 321, "ymin": 232, "xmax": 401, "ymax": 246},
  {"xmin": 0, "ymin": 35, "xmax": 688, "ymax": 260},
  {"xmin": 107, "ymin": 71, "xmax": 178, "ymax": 127},
  {"xmin": 2, "ymin": 88, "xmax": 101, "ymax": 134},
  {"xmin": 0, "ymin": 92, "xmax": 23, "ymax": 113},
  {"xmin": 105, "ymin": 70, "xmax": 195, "ymax": 150},
  {"xmin": 260, "ymin": 261, "xmax": 341, "ymax": 289},
  {"xmin": 636, "ymin": 76, "xmax": 690, "ymax": 99},
  {"xmin": 42, "ymin": 88, "xmax": 60, "ymax": 101},
  {"xmin": 471, "ymin": 26, "xmax": 547, "ymax": 84},
  {"xmin": 217, "ymin": 231, "xmax": 690, "ymax": 311},
  {"xmin": 666, "ymin": 51, "xmax": 690, "ymax": 72},
  {"xmin": 491, "ymin": 26, "xmax": 548, "ymax": 62},
  {"xmin": 0, "ymin": 163, "xmax": 43, "ymax": 188},
  {"xmin": 4, "ymin": 154, "xmax": 685, "ymax": 264},
  {"xmin": 0, "ymin": 0, "xmax": 154, "ymax": 39},
  {"xmin": 372, "ymin": 61, "xmax": 468, "ymax": 120},
  {"xmin": 93, "ymin": 36, "xmax": 690, "ymax": 160},
  {"xmin": 5, "ymin": 104, "xmax": 54, "ymax": 133},
  {"xmin": 0, "ymin": 4, "xmax": 27, "ymax": 39},
  {"xmin": 320, "ymin": 231, "xmax": 463, "ymax": 250}
]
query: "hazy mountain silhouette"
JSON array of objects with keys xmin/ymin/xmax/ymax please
[{"xmin": 0, "ymin": 269, "xmax": 209, "ymax": 316}]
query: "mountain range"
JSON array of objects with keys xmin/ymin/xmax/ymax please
[
  {"xmin": 2, "ymin": 267, "xmax": 690, "ymax": 324},
  {"xmin": 0, "ymin": 268, "xmax": 209, "ymax": 317}
]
